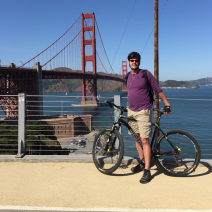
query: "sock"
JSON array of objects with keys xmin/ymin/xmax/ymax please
[
  {"xmin": 139, "ymin": 160, "xmax": 145, "ymax": 165},
  {"xmin": 144, "ymin": 169, "xmax": 150, "ymax": 173}
]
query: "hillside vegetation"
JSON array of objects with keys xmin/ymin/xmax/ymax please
[
  {"xmin": 0, "ymin": 121, "xmax": 69, "ymax": 155},
  {"xmin": 159, "ymin": 80, "xmax": 199, "ymax": 88},
  {"xmin": 42, "ymin": 70, "xmax": 200, "ymax": 92},
  {"xmin": 185, "ymin": 77, "xmax": 212, "ymax": 85}
]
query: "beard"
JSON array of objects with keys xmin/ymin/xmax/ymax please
[
  {"xmin": 129, "ymin": 61, "xmax": 140, "ymax": 71},
  {"xmin": 130, "ymin": 67, "xmax": 139, "ymax": 71},
  {"xmin": 129, "ymin": 65, "xmax": 139, "ymax": 71}
]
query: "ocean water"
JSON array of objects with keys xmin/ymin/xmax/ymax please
[
  {"xmin": 120, "ymin": 86, "xmax": 212, "ymax": 159},
  {"xmin": 1, "ymin": 86, "xmax": 212, "ymax": 158},
  {"xmin": 39, "ymin": 85, "xmax": 212, "ymax": 159}
]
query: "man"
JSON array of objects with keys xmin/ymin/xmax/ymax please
[{"xmin": 126, "ymin": 52, "xmax": 171, "ymax": 184}]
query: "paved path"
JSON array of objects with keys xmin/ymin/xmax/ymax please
[
  {"xmin": 1, "ymin": 207, "xmax": 212, "ymax": 212},
  {"xmin": 0, "ymin": 157, "xmax": 212, "ymax": 211}
]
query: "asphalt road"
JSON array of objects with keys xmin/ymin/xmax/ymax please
[{"xmin": 0, "ymin": 161, "xmax": 212, "ymax": 211}]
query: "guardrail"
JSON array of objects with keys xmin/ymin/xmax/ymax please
[{"xmin": 0, "ymin": 93, "xmax": 211, "ymax": 159}]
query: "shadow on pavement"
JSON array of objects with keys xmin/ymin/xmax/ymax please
[
  {"xmin": 107, "ymin": 161, "xmax": 212, "ymax": 178},
  {"xmin": 186, "ymin": 161, "xmax": 212, "ymax": 177},
  {"xmin": 110, "ymin": 158, "xmax": 140, "ymax": 176},
  {"xmin": 151, "ymin": 161, "xmax": 212, "ymax": 179}
]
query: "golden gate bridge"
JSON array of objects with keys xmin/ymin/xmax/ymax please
[{"xmin": 0, "ymin": 13, "xmax": 128, "ymax": 118}]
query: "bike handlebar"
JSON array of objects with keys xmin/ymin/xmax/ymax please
[
  {"xmin": 104, "ymin": 100, "xmax": 128, "ymax": 112},
  {"xmin": 105, "ymin": 100, "xmax": 165, "ymax": 114},
  {"xmin": 153, "ymin": 108, "xmax": 165, "ymax": 114}
]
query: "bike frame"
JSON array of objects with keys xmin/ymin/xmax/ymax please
[
  {"xmin": 94, "ymin": 101, "xmax": 200, "ymax": 176},
  {"xmin": 109, "ymin": 111, "xmax": 175, "ymax": 158}
]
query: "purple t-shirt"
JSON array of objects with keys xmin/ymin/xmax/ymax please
[{"xmin": 127, "ymin": 69, "xmax": 162, "ymax": 111}]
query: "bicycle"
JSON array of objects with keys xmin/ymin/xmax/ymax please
[{"xmin": 92, "ymin": 100, "xmax": 201, "ymax": 176}]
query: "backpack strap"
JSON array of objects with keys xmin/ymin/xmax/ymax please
[
  {"xmin": 124, "ymin": 71, "xmax": 131, "ymax": 86},
  {"xmin": 125, "ymin": 70, "xmax": 154, "ymax": 103},
  {"xmin": 124, "ymin": 72, "xmax": 131, "ymax": 80},
  {"xmin": 142, "ymin": 69, "xmax": 154, "ymax": 103},
  {"xmin": 142, "ymin": 70, "xmax": 149, "ymax": 89}
]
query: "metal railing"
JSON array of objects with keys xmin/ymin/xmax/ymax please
[{"xmin": 0, "ymin": 93, "xmax": 211, "ymax": 159}]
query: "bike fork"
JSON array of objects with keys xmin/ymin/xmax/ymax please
[{"xmin": 104, "ymin": 124, "xmax": 116, "ymax": 152}]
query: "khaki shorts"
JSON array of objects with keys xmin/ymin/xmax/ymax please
[{"xmin": 128, "ymin": 108, "xmax": 152, "ymax": 138}]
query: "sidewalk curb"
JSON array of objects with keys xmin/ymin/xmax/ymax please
[
  {"xmin": 0, "ymin": 155, "xmax": 140, "ymax": 164},
  {"xmin": 1, "ymin": 205, "xmax": 212, "ymax": 212},
  {"xmin": 0, "ymin": 155, "xmax": 211, "ymax": 167}
]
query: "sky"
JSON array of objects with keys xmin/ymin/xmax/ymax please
[{"xmin": 0, "ymin": 0, "xmax": 212, "ymax": 81}]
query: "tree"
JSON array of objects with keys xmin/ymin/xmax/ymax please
[{"xmin": 0, "ymin": 121, "xmax": 69, "ymax": 155}]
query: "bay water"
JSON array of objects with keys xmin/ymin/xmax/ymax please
[{"xmin": 41, "ymin": 85, "xmax": 212, "ymax": 159}]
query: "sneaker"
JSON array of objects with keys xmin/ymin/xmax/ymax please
[
  {"xmin": 131, "ymin": 162, "xmax": 145, "ymax": 173},
  {"xmin": 140, "ymin": 170, "xmax": 152, "ymax": 184}
]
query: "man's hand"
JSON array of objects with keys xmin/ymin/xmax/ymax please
[
  {"xmin": 163, "ymin": 106, "xmax": 171, "ymax": 115},
  {"xmin": 124, "ymin": 106, "xmax": 129, "ymax": 112},
  {"xmin": 158, "ymin": 92, "xmax": 171, "ymax": 115}
]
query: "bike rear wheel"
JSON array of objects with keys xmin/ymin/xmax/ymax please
[
  {"xmin": 155, "ymin": 129, "xmax": 201, "ymax": 176},
  {"xmin": 92, "ymin": 128, "xmax": 124, "ymax": 175}
]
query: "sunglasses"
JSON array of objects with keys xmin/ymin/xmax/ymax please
[{"xmin": 130, "ymin": 59, "xmax": 139, "ymax": 63}]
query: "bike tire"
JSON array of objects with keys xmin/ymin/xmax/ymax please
[
  {"xmin": 155, "ymin": 129, "xmax": 201, "ymax": 176},
  {"xmin": 92, "ymin": 128, "xmax": 124, "ymax": 175}
]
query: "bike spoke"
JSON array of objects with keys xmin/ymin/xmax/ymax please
[
  {"xmin": 93, "ymin": 129, "xmax": 124, "ymax": 174},
  {"xmin": 155, "ymin": 130, "xmax": 200, "ymax": 176}
]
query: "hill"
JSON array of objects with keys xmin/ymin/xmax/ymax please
[
  {"xmin": 159, "ymin": 80, "xmax": 200, "ymax": 88},
  {"xmin": 43, "ymin": 78, "xmax": 123, "ymax": 92},
  {"xmin": 42, "ymin": 69, "xmax": 201, "ymax": 92},
  {"xmin": 42, "ymin": 68, "xmax": 123, "ymax": 92},
  {"xmin": 185, "ymin": 77, "xmax": 212, "ymax": 85}
]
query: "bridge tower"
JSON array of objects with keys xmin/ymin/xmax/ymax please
[
  {"xmin": 0, "ymin": 63, "xmax": 43, "ymax": 119},
  {"xmin": 122, "ymin": 61, "xmax": 128, "ymax": 91},
  {"xmin": 81, "ymin": 12, "xmax": 97, "ymax": 105}
]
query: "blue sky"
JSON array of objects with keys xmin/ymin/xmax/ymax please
[{"xmin": 0, "ymin": 0, "xmax": 211, "ymax": 81}]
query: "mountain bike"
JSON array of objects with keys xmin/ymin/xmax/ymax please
[{"xmin": 92, "ymin": 100, "xmax": 201, "ymax": 176}]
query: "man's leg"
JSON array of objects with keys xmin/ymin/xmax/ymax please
[
  {"xmin": 130, "ymin": 133, "xmax": 145, "ymax": 173},
  {"xmin": 136, "ymin": 109, "xmax": 152, "ymax": 183},
  {"xmin": 135, "ymin": 134, "xmax": 151, "ymax": 170},
  {"xmin": 135, "ymin": 133, "xmax": 144, "ymax": 161},
  {"xmin": 136, "ymin": 136, "xmax": 152, "ymax": 184},
  {"xmin": 140, "ymin": 137, "xmax": 151, "ymax": 170}
]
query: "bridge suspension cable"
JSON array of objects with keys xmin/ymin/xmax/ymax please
[
  {"xmin": 19, "ymin": 13, "xmax": 117, "ymax": 77},
  {"xmin": 19, "ymin": 14, "xmax": 82, "ymax": 69},
  {"xmin": 95, "ymin": 19, "xmax": 115, "ymax": 75},
  {"xmin": 110, "ymin": 0, "xmax": 137, "ymax": 72}
]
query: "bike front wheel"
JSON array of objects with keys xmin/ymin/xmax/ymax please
[
  {"xmin": 92, "ymin": 128, "xmax": 124, "ymax": 175},
  {"xmin": 155, "ymin": 129, "xmax": 201, "ymax": 176}
]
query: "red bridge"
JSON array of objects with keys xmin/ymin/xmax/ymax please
[{"xmin": 0, "ymin": 13, "xmax": 128, "ymax": 117}]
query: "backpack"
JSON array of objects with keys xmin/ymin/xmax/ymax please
[{"xmin": 124, "ymin": 69, "xmax": 154, "ymax": 103}]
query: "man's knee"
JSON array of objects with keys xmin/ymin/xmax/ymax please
[
  {"xmin": 141, "ymin": 137, "xmax": 149, "ymax": 145},
  {"xmin": 136, "ymin": 133, "xmax": 141, "ymax": 139}
]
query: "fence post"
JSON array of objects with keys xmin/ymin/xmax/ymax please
[
  {"xmin": 114, "ymin": 95, "xmax": 121, "ymax": 153},
  {"xmin": 16, "ymin": 93, "xmax": 26, "ymax": 158},
  {"xmin": 114, "ymin": 95, "xmax": 121, "ymax": 134},
  {"xmin": 114, "ymin": 94, "xmax": 120, "ymax": 118}
]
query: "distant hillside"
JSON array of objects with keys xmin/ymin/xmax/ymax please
[
  {"xmin": 42, "ymin": 68, "xmax": 123, "ymax": 92},
  {"xmin": 185, "ymin": 77, "xmax": 212, "ymax": 85},
  {"xmin": 42, "ymin": 69, "xmax": 201, "ymax": 92},
  {"xmin": 159, "ymin": 80, "xmax": 200, "ymax": 88},
  {"xmin": 42, "ymin": 79, "xmax": 81, "ymax": 92}
]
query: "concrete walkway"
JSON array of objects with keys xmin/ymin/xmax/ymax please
[{"xmin": 0, "ymin": 155, "xmax": 212, "ymax": 211}]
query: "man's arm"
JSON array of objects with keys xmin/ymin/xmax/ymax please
[
  {"xmin": 158, "ymin": 92, "xmax": 170, "ymax": 115},
  {"xmin": 158, "ymin": 92, "xmax": 170, "ymax": 106}
]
